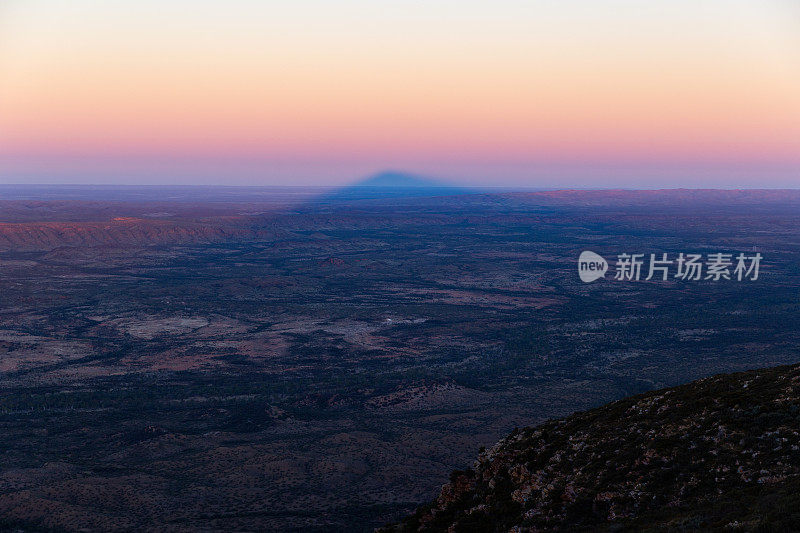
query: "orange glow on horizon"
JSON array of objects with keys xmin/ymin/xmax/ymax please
[{"xmin": 1, "ymin": 0, "xmax": 799, "ymax": 185}]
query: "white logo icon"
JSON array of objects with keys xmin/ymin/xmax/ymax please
[{"xmin": 578, "ymin": 251, "xmax": 608, "ymax": 283}]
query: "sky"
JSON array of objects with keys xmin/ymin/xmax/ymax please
[{"xmin": 1, "ymin": 0, "xmax": 799, "ymax": 187}]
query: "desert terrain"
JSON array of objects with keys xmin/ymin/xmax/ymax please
[{"xmin": 1, "ymin": 187, "xmax": 799, "ymax": 530}]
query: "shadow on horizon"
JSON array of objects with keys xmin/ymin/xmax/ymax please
[{"xmin": 297, "ymin": 170, "xmax": 483, "ymax": 209}]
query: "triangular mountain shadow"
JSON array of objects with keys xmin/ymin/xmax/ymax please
[
  {"xmin": 351, "ymin": 170, "xmax": 451, "ymax": 189},
  {"xmin": 309, "ymin": 170, "xmax": 471, "ymax": 204}
]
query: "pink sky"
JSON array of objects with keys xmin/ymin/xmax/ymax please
[{"xmin": 1, "ymin": 1, "xmax": 799, "ymax": 187}]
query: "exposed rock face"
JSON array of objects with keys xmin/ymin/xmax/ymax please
[{"xmin": 390, "ymin": 364, "xmax": 800, "ymax": 532}]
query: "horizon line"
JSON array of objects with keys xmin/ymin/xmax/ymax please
[{"xmin": 1, "ymin": 183, "xmax": 800, "ymax": 192}]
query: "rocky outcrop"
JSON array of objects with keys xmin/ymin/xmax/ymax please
[{"xmin": 390, "ymin": 363, "xmax": 800, "ymax": 532}]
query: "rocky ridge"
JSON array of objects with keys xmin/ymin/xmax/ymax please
[{"xmin": 390, "ymin": 363, "xmax": 800, "ymax": 532}]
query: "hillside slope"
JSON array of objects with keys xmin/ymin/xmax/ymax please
[{"xmin": 390, "ymin": 364, "xmax": 800, "ymax": 532}]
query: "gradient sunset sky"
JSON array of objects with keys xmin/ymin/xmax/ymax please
[{"xmin": 1, "ymin": 0, "xmax": 799, "ymax": 187}]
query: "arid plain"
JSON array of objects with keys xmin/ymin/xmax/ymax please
[{"xmin": 1, "ymin": 187, "xmax": 799, "ymax": 531}]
